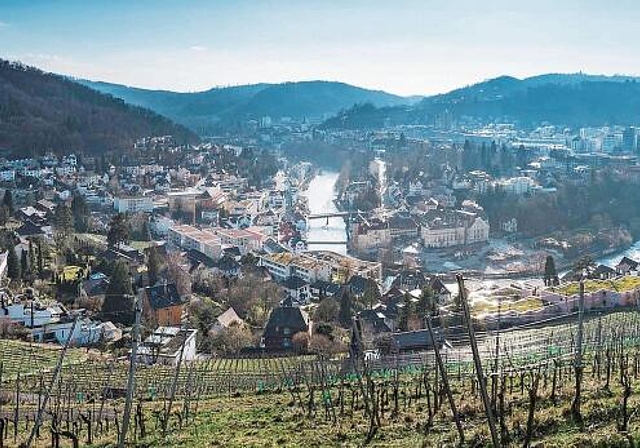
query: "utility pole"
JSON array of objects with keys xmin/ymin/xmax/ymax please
[
  {"xmin": 457, "ymin": 274, "xmax": 500, "ymax": 448},
  {"xmin": 571, "ymin": 278, "xmax": 585, "ymax": 423},
  {"xmin": 26, "ymin": 316, "xmax": 79, "ymax": 448},
  {"xmin": 162, "ymin": 324, "xmax": 189, "ymax": 438},
  {"xmin": 492, "ymin": 297, "xmax": 502, "ymax": 410},
  {"xmin": 30, "ymin": 301, "xmax": 35, "ymax": 343},
  {"xmin": 119, "ymin": 295, "xmax": 141, "ymax": 448},
  {"xmin": 425, "ymin": 314, "xmax": 464, "ymax": 444}
]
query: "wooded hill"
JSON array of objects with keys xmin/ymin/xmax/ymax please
[{"xmin": 0, "ymin": 60, "xmax": 198, "ymax": 156}]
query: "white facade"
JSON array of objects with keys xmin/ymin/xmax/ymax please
[{"xmin": 114, "ymin": 196, "xmax": 154, "ymax": 213}]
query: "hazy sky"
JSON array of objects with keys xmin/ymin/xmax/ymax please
[{"xmin": 1, "ymin": 0, "xmax": 639, "ymax": 96}]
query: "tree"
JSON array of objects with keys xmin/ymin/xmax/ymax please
[
  {"xmin": 28, "ymin": 240, "xmax": 36, "ymax": 274},
  {"xmin": 36, "ymin": 238, "xmax": 44, "ymax": 276},
  {"xmin": 107, "ymin": 213, "xmax": 130, "ymax": 248},
  {"xmin": 2, "ymin": 189, "xmax": 13, "ymax": 214},
  {"xmin": 210, "ymin": 322, "xmax": 253, "ymax": 355},
  {"xmin": 71, "ymin": 194, "xmax": 89, "ymax": 232},
  {"xmin": 315, "ymin": 322, "xmax": 335, "ymax": 341},
  {"xmin": 292, "ymin": 331, "xmax": 310, "ymax": 354},
  {"xmin": 574, "ymin": 256, "xmax": 595, "ymax": 275},
  {"xmin": 0, "ymin": 206, "xmax": 8, "ymax": 226},
  {"xmin": 362, "ymin": 279, "xmax": 381, "ymax": 309},
  {"xmin": 417, "ymin": 285, "xmax": 437, "ymax": 319},
  {"xmin": 338, "ymin": 288, "xmax": 353, "ymax": 328},
  {"xmin": 141, "ymin": 219, "xmax": 152, "ymax": 241},
  {"xmin": 54, "ymin": 204, "xmax": 74, "ymax": 243},
  {"xmin": 147, "ymin": 245, "xmax": 161, "ymax": 286},
  {"xmin": 314, "ymin": 297, "xmax": 339, "ymax": 323},
  {"xmin": 20, "ymin": 249, "xmax": 28, "ymax": 276},
  {"xmin": 398, "ymin": 293, "xmax": 417, "ymax": 332},
  {"xmin": 544, "ymin": 255, "xmax": 559, "ymax": 286},
  {"xmin": 7, "ymin": 246, "xmax": 21, "ymax": 281},
  {"xmin": 309, "ymin": 334, "xmax": 338, "ymax": 357},
  {"xmin": 102, "ymin": 261, "xmax": 134, "ymax": 325}
]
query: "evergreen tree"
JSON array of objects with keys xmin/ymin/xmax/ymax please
[
  {"xmin": 141, "ymin": 219, "xmax": 152, "ymax": 241},
  {"xmin": 417, "ymin": 285, "xmax": 437, "ymax": 319},
  {"xmin": 7, "ymin": 246, "xmax": 21, "ymax": 281},
  {"xmin": 107, "ymin": 213, "xmax": 130, "ymax": 248},
  {"xmin": 54, "ymin": 204, "xmax": 74, "ymax": 242},
  {"xmin": 28, "ymin": 240, "xmax": 36, "ymax": 273},
  {"xmin": 71, "ymin": 194, "xmax": 89, "ymax": 232},
  {"xmin": 338, "ymin": 288, "xmax": 353, "ymax": 328},
  {"xmin": 102, "ymin": 260, "xmax": 134, "ymax": 325},
  {"xmin": 36, "ymin": 239, "xmax": 44, "ymax": 275},
  {"xmin": 2, "ymin": 189, "xmax": 13, "ymax": 214},
  {"xmin": 20, "ymin": 248, "xmax": 28, "ymax": 276},
  {"xmin": 544, "ymin": 255, "xmax": 559, "ymax": 286},
  {"xmin": 398, "ymin": 293, "xmax": 413, "ymax": 332},
  {"xmin": 362, "ymin": 279, "xmax": 380, "ymax": 309},
  {"xmin": 147, "ymin": 245, "xmax": 161, "ymax": 286}
]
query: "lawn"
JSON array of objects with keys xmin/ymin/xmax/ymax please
[
  {"xmin": 472, "ymin": 296, "xmax": 544, "ymax": 314},
  {"xmin": 556, "ymin": 276, "xmax": 640, "ymax": 296},
  {"xmin": 76, "ymin": 233, "xmax": 154, "ymax": 252}
]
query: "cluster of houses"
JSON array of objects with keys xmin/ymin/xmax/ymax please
[{"xmin": 348, "ymin": 199, "xmax": 490, "ymax": 263}]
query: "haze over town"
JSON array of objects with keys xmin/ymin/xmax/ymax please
[
  {"xmin": 2, "ymin": 0, "xmax": 640, "ymax": 95},
  {"xmin": 3, "ymin": 2, "xmax": 640, "ymax": 447}
]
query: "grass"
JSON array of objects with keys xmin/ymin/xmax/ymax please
[
  {"xmin": 11, "ymin": 311, "xmax": 640, "ymax": 447},
  {"xmin": 473, "ymin": 296, "xmax": 544, "ymax": 314},
  {"xmin": 0, "ymin": 339, "xmax": 89, "ymax": 378},
  {"xmin": 556, "ymin": 276, "xmax": 640, "ymax": 296},
  {"xmin": 61, "ymin": 265, "xmax": 85, "ymax": 281},
  {"xmin": 128, "ymin": 370, "xmax": 640, "ymax": 448},
  {"xmin": 76, "ymin": 233, "xmax": 154, "ymax": 252}
]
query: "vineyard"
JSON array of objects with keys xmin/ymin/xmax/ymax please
[{"xmin": 1, "ymin": 305, "xmax": 640, "ymax": 446}]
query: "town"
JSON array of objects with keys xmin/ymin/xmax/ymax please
[
  {"xmin": 4, "ymin": 1, "xmax": 640, "ymax": 444},
  {"xmin": 1, "ymin": 113, "xmax": 640, "ymax": 355}
]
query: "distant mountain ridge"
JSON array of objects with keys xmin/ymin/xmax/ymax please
[
  {"xmin": 323, "ymin": 73, "xmax": 640, "ymax": 130},
  {"xmin": 0, "ymin": 60, "xmax": 198, "ymax": 156},
  {"xmin": 80, "ymin": 79, "xmax": 418, "ymax": 134}
]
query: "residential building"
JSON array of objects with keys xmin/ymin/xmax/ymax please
[
  {"xmin": 114, "ymin": 196, "xmax": 154, "ymax": 213},
  {"xmin": 141, "ymin": 283, "xmax": 185, "ymax": 326},
  {"xmin": 262, "ymin": 306, "xmax": 311, "ymax": 351},
  {"xmin": 137, "ymin": 326, "xmax": 198, "ymax": 366}
]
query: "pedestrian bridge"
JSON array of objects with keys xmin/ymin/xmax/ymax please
[{"xmin": 307, "ymin": 212, "xmax": 351, "ymax": 220}]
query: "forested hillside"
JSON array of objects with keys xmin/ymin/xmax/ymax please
[{"xmin": 0, "ymin": 60, "xmax": 198, "ymax": 156}]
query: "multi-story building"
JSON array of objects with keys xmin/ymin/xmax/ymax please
[
  {"xmin": 259, "ymin": 250, "xmax": 381, "ymax": 284},
  {"xmin": 421, "ymin": 209, "xmax": 490, "ymax": 248},
  {"xmin": 167, "ymin": 224, "xmax": 223, "ymax": 260},
  {"xmin": 114, "ymin": 196, "xmax": 154, "ymax": 213},
  {"xmin": 349, "ymin": 217, "xmax": 391, "ymax": 255}
]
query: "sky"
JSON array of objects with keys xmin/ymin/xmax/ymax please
[{"xmin": 1, "ymin": 0, "xmax": 640, "ymax": 96}]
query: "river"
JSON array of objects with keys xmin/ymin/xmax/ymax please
[{"xmin": 303, "ymin": 171, "xmax": 347, "ymax": 255}]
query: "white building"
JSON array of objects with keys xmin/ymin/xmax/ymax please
[
  {"xmin": 421, "ymin": 210, "xmax": 490, "ymax": 248},
  {"xmin": 167, "ymin": 224, "xmax": 223, "ymax": 260},
  {"xmin": 137, "ymin": 326, "xmax": 198, "ymax": 366},
  {"xmin": 0, "ymin": 294, "xmax": 114, "ymax": 346},
  {"xmin": 114, "ymin": 196, "xmax": 154, "ymax": 213}
]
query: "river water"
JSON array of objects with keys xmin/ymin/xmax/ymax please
[
  {"xmin": 303, "ymin": 171, "xmax": 347, "ymax": 255},
  {"xmin": 301, "ymin": 165, "xmax": 640, "ymax": 278}
]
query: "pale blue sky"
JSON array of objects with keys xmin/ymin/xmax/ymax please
[{"xmin": 1, "ymin": 0, "xmax": 639, "ymax": 95}]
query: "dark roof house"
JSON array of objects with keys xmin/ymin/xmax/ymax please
[
  {"xmin": 144, "ymin": 283, "xmax": 183, "ymax": 310},
  {"xmin": 262, "ymin": 306, "xmax": 310, "ymax": 351},
  {"xmin": 391, "ymin": 328, "xmax": 445, "ymax": 352}
]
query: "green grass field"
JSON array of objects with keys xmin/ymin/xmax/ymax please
[{"xmin": 0, "ymin": 339, "xmax": 89, "ymax": 379}]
